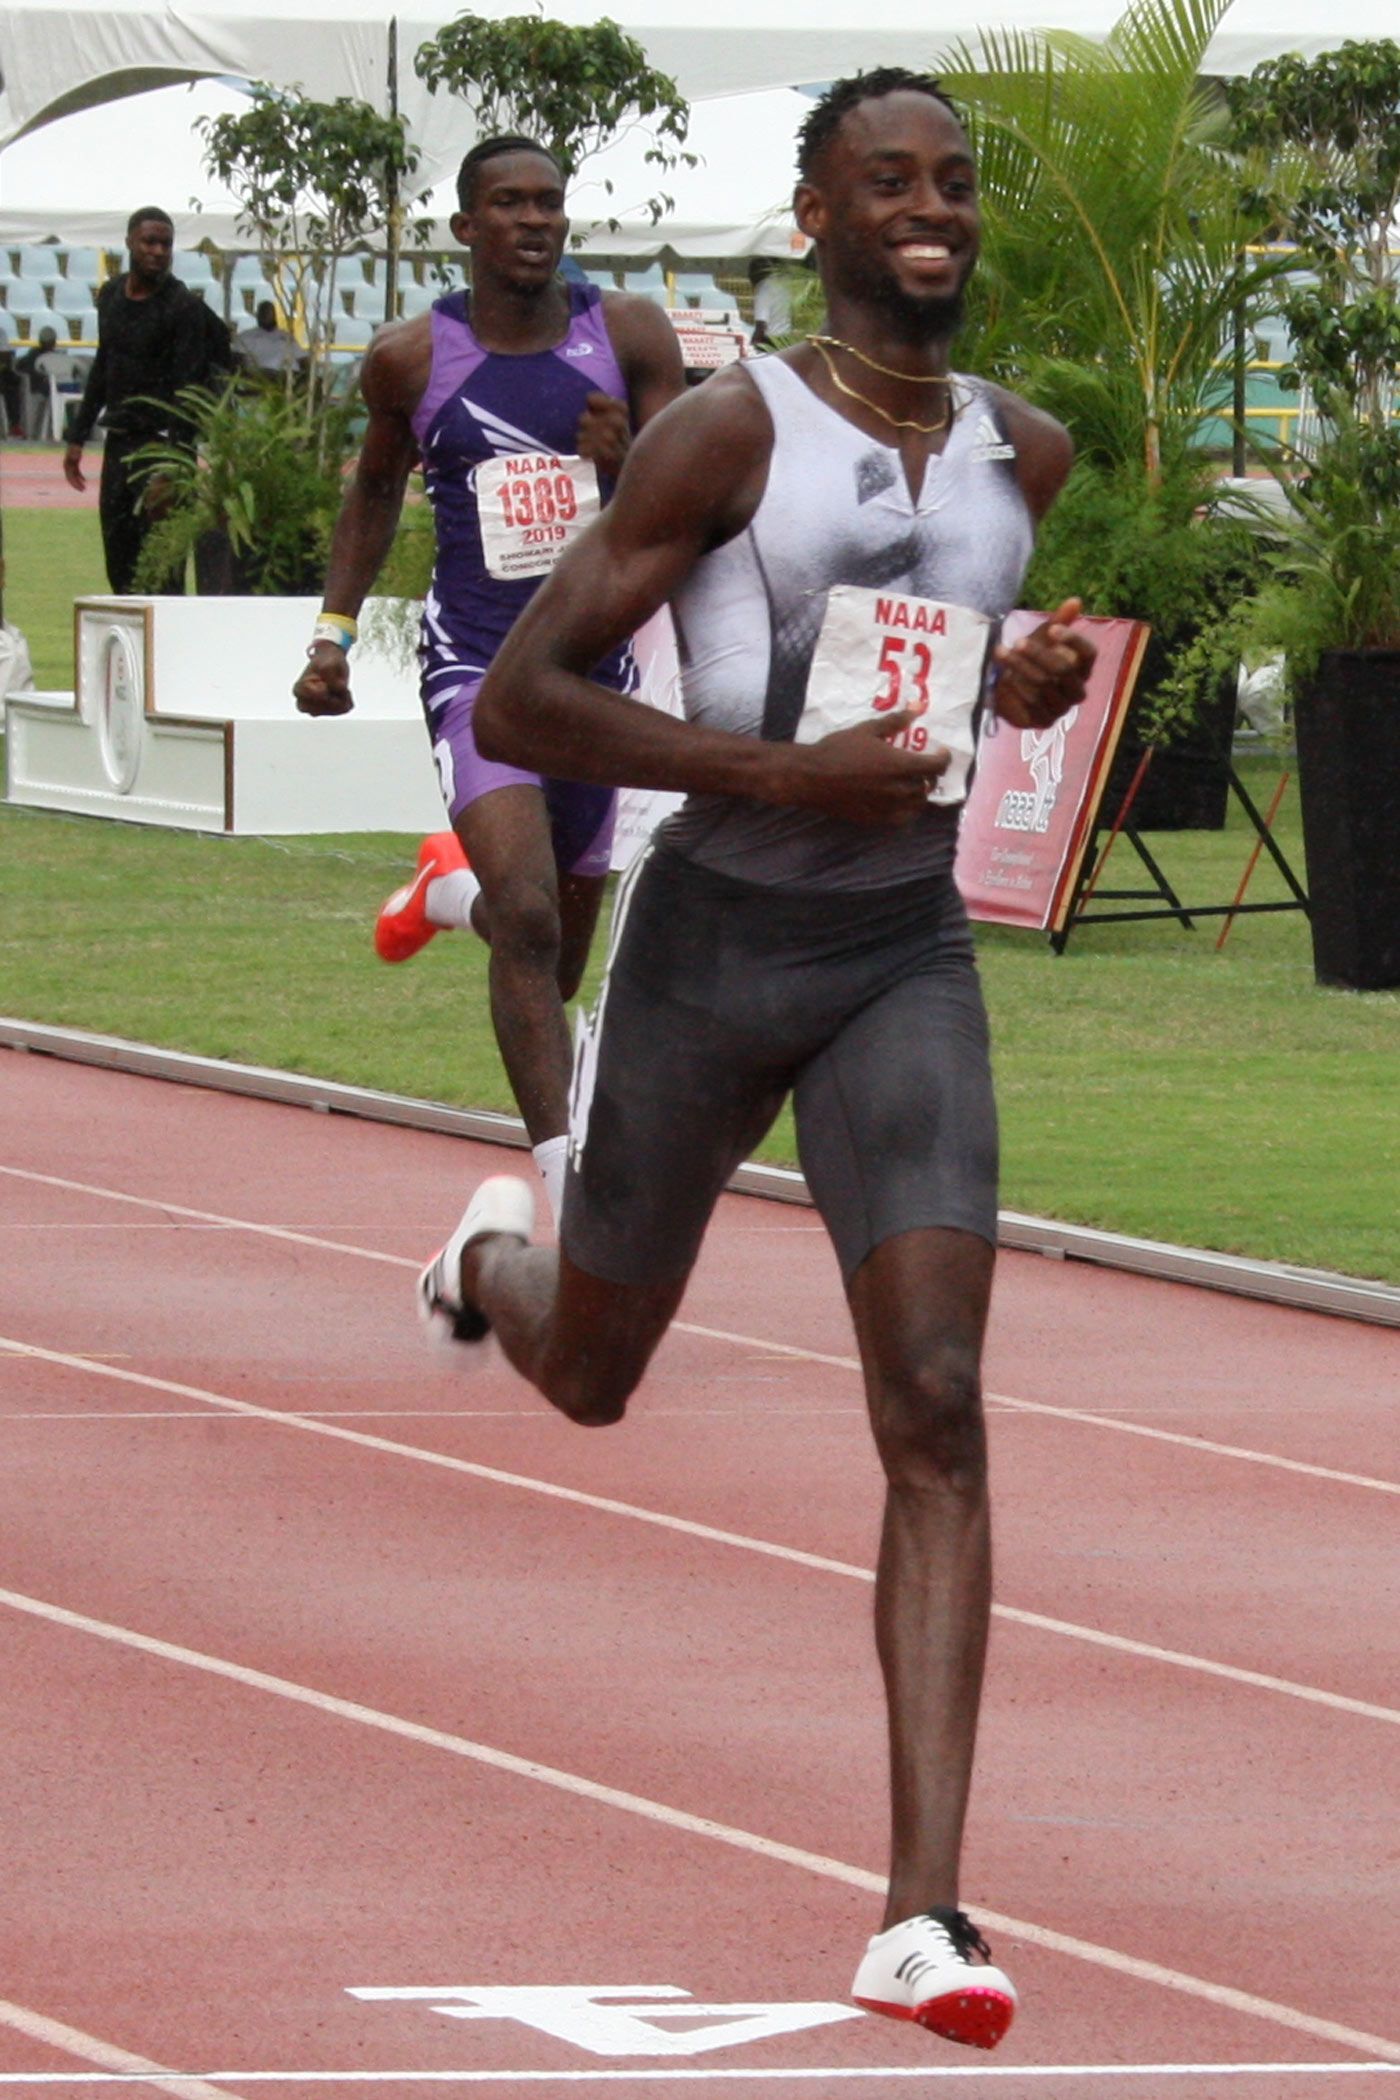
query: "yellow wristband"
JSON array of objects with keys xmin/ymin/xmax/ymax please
[{"xmin": 311, "ymin": 614, "xmax": 357, "ymax": 651}]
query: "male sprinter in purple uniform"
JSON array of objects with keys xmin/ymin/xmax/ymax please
[
  {"xmin": 294, "ymin": 138, "xmax": 685, "ymax": 1218},
  {"xmin": 415, "ymin": 75, "xmax": 1095, "ymax": 2049}
]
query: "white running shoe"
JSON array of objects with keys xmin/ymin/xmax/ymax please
[
  {"xmin": 417, "ymin": 1175, "xmax": 535, "ymax": 1352},
  {"xmin": 851, "ymin": 1908, "xmax": 1016, "ymax": 2050}
]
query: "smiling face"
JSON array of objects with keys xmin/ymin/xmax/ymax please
[
  {"xmin": 450, "ymin": 149, "xmax": 568, "ymax": 296},
  {"xmin": 795, "ymin": 90, "xmax": 980, "ymax": 342}
]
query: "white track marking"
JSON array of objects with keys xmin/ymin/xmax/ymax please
[
  {"xmin": 0, "ymin": 1997, "xmax": 246, "ymax": 2098},
  {"xmin": 2, "ymin": 1167, "xmax": 1394, "ymax": 1495},
  {"xmin": 986, "ymin": 1390, "xmax": 1400, "ymax": 1494},
  {"xmin": 2, "ymin": 1335, "xmax": 1395, "ymax": 1728},
  {"xmin": 0, "ymin": 1586, "xmax": 1396, "ymax": 2065},
  {"xmin": 0, "ymin": 1168, "xmax": 408, "ymax": 1267},
  {"xmin": 0, "ymin": 2069, "xmax": 1396, "ymax": 2086}
]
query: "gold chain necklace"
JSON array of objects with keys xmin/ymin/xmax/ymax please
[
  {"xmin": 807, "ymin": 336, "xmax": 952, "ymax": 436},
  {"xmin": 808, "ymin": 333, "xmax": 954, "ymax": 385}
]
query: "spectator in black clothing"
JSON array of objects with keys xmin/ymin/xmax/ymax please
[
  {"xmin": 64, "ymin": 208, "xmax": 235, "ymax": 592},
  {"xmin": 0, "ymin": 345, "xmax": 21, "ymax": 437}
]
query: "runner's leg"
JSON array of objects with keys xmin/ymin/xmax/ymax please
[
  {"xmin": 455, "ymin": 784, "xmax": 575, "ymax": 1144},
  {"xmin": 847, "ymin": 1225, "xmax": 995, "ymax": 1926},
  {"xmin": 462, "ymin": 1240, "xmax": 688, "ymax": 1427},
  {"xmin": 556, "ymin": 871, "xmax": 608, "ymax": 1002}
]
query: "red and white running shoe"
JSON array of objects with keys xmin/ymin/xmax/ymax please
[
  {"xmin": 417, "ymin": 1175, "xmax": 535, "ymax": 1353},
  {"xmin": 374, "ymin": 831, "xmax": 468, "ymax": 963},
  {"xmin": 852, "ymin": 1908, "xmax": 1016, "ymax": 2050}
]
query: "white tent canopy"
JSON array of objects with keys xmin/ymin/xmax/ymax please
[
  {"xmin": 4, "ymin": 0, "xmax": 1396, "ymax": 168},
  {"xmin": 0, "ymin": 71, "xmax": 816, "ymax": 264},
  {"xmin": 0, "ymin": 202, "xmax": 810, "ymax": 264}
]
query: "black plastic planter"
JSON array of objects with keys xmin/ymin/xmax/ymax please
[
  {"xmin": 1294, "ymin": 649, "xmax": 1400, "ymax": 990},
  {"xmin": 1102, "ymin": 632, "xmax": 1238, "ymax": 831}
]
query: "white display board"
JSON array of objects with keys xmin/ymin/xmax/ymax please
[{"xmin": 4, "ymin": 596, "xmax": 444, "ymax": 834}]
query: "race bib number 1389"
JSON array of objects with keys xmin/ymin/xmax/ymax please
[
  {"xmin": 796, "ymin": 585, "xmax": 991, "ymax": 806},
  {"xmin": 476, "ymin": 452, "xmax": 602, "ymax": 581}
]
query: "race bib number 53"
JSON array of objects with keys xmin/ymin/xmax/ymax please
[
  {"xmin": 476, "ymin": 453, "xmax": 601, "ymax": 581},
  {"xmin": 796, "ymin": 586, "xmax": 991, "ymax": 806}
]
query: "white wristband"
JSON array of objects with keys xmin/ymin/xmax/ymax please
[{"xmin": 311, "ymin": 613, "xmax": 357, "ymax": 653}]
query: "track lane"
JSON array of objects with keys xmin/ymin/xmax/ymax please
[{"xmin": 2, "ymin": 1053, "xmax": 1397, "ymax": 2082}]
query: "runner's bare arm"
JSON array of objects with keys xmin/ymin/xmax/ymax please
[
  {"xmin": 293, "ymin": 320, "xmax": 430, "ymax": 718},
  {"xmin": 984, "ymin": 393, "xmax": 1096, "ymax": 728},
  {"xmin": 476, "ymin": 371, "xmax": 952, "ymax": 828},
  {"xmin": 577, "ymin": 293, "xmax": 688, "ymax": 475}
]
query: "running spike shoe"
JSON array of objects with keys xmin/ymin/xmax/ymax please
[
  {"xmin": 374, "ymin": 831, "xmax": 468, "ymax": 963},
  {"xmin": 851, "ymin": 1907, "xmax": 1016, "ymax": 2050},
  {"xmin": 417, "ymin": 1175, "xmax": 535, "ymax": 1353}
]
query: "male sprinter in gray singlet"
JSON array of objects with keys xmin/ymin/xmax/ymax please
[
  {"xmin": 294, "ymin": 138, "xmax": 684, "ymax": 1219},
  {"xmin": 417, "ymin": 73, "xmax": 1095, "ymax": 2049}
]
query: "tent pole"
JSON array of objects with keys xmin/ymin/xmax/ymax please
[{"xmin": 384, "ymin": 15, "xmax": 402, "ymax": 325}]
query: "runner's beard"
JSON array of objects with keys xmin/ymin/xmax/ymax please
[{"xmin": 867, "ymin": 277, "xmax": 968, "ymax": 345}]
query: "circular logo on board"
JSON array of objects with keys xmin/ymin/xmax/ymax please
[{"xmin": 98, "ymin": 626, "xmax": 145, "ymax": 793}]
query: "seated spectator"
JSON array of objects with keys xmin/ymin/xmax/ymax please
[
  {"xmin": 15, "ymin": 327, "xmax": 77, "ymax": 438},
  {"xmin": 237, "ymin": 300, "xmax": 304, "ymax": 375},
  {"xmin": 16, "ymin": 325, "xmax": 61, "ymax": 382}
]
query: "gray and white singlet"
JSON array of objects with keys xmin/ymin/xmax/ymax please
[
  {"xmin": 660, "ymin": 355, "xmax": 1035, "ymax": 891},
  {"xmin": 560, "ymin": 357, "xmax": 1043, "ymax": 1288}
]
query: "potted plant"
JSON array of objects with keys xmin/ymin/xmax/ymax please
[
  {"xmin": 939, "ymin": 0, "xmax": 1286, "ymax": 826},
  {"xmin": 1019, "ymin": 456, "xmax": 1266, "ymax": 827},
  {"xmin": 1225, "ymin": 40, "xmax": 1400, "ymax": 988},
  {"xmin": 130, "ymin": 376, "xmax": 360, "ymax": 596}
]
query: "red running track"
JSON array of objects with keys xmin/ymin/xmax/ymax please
[{"xmin": 0, "ymin": 1048, "xmax": 1396, "ymax": 2099}]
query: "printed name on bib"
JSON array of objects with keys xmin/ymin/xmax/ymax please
[
  {"xmin": 477, "ymin": 453, "xmax": 602, "ymax": 580},
  {"xmin": 796, "ymin": 585, "xmax": 991, "ymax": 806}
]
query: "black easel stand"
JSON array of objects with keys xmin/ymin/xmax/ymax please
[{"xmin": 1052, "ymin": 755, "xmax": 1310, "ymax": 954}]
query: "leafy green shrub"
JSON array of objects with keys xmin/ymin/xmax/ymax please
[{"xmin": 131, "ymin": 379, "xmax": 359, "ymax": 596}]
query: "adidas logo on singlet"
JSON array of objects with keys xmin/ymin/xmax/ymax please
[
  {"xmin": 562, "ymin": 342, "xmax": 595, "ymax": 358},
  {"xmin": 970, "ymin": 412, "xmax": 1016, "ymax": 463}
]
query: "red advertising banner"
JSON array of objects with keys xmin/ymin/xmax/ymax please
[{"xmin": 955, "ymin": 612, "xmax": 1150, "ymax": 933}]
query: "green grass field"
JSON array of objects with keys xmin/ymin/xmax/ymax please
[
  {"xmin": 4, "ymin": 501, "xmax": 107, "ymax": 689},
  {"xmin": 4, "ymin": 502, "xmax": 1397, "ymax": 1284}
]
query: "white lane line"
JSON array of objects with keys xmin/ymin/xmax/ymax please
[
  {"xmin": 2, "ymin": 1336, "xmax": 1394, "ymax": 1729},
  {"xmin": 988, "ymin": 1390, "xmax": 1400, "ymax": 1495},
  {"xmin": 1, "ymin": 1584, "xmax": 1397, "ymax": 2066},
  {"xmin": 0, "ymin": 1997, "xmax": 247, "ymax": 2099},
  {"xmin": 3, "ymin": 1166, "xmax": 1395, "ymax": 1496},
  {"xmin": 679, "ymin": 1325, "xmax": 1400, "ymax": 1496},
  {"xmin": 0, "ymin": 2079, "xmax": 1393, "ymax": 2091},
  {"xmin": 0, "ymin": 1168, "xmax": 408, "ymax": 1268}
]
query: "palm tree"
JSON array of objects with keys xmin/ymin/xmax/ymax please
[{"xmin": 939, "ymin": 0, "xmax": 1282, "ymax": 481}]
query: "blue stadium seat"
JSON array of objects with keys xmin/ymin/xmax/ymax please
[
  {"xmin": 396, "ymin": 282, "xmax": 436, "ymax": 318},
  {"xmin": 3, "ymin": 284, "xmax": 54, "ymax": 333},
  {"xmin": 16, "ymin": 247, "xmax": 62, "ymax": 285},
  {"xmin": 330, "ymin": 313, "xmax": 373, "ymax": 350},
  {"xmin": 177, "ymin": 251, "xmax": 217, "ymax": 291},
  {"xmin": 672, "ymin": 273, "xmax": 731, "ymax": 310},
  {"xmin": 51, "ymin": 279, "xmax": 90, "ymax": 318},
  {"xmin": 63, "ymin": 247, "xmax": 104, "ymax": 290}
]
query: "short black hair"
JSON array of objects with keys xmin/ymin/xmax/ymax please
[
  {"xmin": 127, "ymin": 206, "xmax": 174, "ymax": 236},
  {"xmin": 456, "ymin": 136, "xmax": 563, "ymax": 212},
  {"xmin": 796, "ymin": 69, "xmax": 964, "ymax": 180}
]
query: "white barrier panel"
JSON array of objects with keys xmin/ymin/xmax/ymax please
[{"xmin": 3, "ymin": 596, "xmax": 445, "ymax": 834}]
